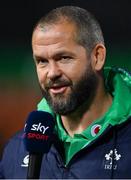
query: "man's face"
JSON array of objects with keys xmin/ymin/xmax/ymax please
[{"xmin": 32, "ymin": 21, "xmax": 98, "ymax": 115}]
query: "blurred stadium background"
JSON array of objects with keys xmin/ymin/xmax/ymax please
[{"xmin": 0, "ymin": 0, "xmax": 131, "ymax": 156}]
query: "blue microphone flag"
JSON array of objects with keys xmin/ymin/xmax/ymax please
[{"xmin": 23, "ymin": 111, "xmax": 55, "ymax": 154}]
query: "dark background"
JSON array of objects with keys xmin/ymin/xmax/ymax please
[
  {"xmin": 0, "ymin": 0, "xmax": 131, "ymax": 156},
  {"xmin": 1, "ymin": 0, "xmax": 131, "ymax": 46}
]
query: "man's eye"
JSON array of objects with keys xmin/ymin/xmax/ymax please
[
  {"xmin": 36, "ymin": 59, "xmax": 48, "ymax": 65},
  {"xmin": 61, "ymin": 56, "xmax": 71, "ymax": 62},
  {"xmin": 62, "ymin": 56, "xmax": 70, "ymax": 59}
]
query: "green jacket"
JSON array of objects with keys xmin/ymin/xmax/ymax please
[{"xmin": 37, "ymin": 67, "xmax": 131, "ymax": 165}]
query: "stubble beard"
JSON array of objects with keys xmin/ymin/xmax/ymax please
[{"xmin": 40, "ymin": 65, "xmax": 98, "ymax": 115}]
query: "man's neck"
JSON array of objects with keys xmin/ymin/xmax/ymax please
[{"xmin": 61, "ymin": 89, "xmax": 113, "ymax": 137}]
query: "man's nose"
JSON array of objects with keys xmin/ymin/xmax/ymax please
[{"xmin": 47, "ymin": 62, "xmax": 62, "ymax": 80}]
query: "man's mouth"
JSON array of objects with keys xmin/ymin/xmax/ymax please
[{"xmin": 49, "ymin": 85, "xmax": 69, "ymax": 94}]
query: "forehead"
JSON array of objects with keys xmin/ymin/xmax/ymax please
[
  {"xmin": 32, "ymin": 21, "xmax": 77, "ymax": 45},
  {"xmin": 31, "ymin": 22, "xmax": 83, "ymax": 60}
]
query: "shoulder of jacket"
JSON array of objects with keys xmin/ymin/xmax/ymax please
[{"xmin": 2, "ymin": 129, "xmax": 24, "ymax": 157}]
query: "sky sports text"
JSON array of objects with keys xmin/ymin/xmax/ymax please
[
  {"xmin": 31, "ymin": 123, "xmax": 49, "ymax": 134},
  {"xmin": 24, "ymin": 122, "xmax": 49, "ymax": 134},
  {"xmin": 23, "ymin": 132, "xmax": 49, "ymax": 140}
]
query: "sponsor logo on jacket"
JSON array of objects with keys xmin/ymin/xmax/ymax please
[
  {"xmin": 104, "ymin": 149, "xmax": 121, "ymax": 170},
  {"xmin": 21, "ymin": 155, "xmax": 29, "ymax": 167}
]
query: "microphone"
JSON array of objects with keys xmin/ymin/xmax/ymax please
[{"xmin": 23, "ymin": 111, "xmax": 55, "ymax": 179}]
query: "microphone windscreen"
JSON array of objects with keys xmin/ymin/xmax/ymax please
[{"xmin": 23, "ymin": 111, "xmax": 55, "ymax": 154}]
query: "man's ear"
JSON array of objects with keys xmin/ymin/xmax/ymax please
[{"xmin": 91, "ymin": 44, "xmax": 106, "ymax": 71}]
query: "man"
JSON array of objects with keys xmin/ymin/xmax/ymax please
[{"xmin": 0, "ymin": 6, "xmax": 131, "ymax": 179}]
